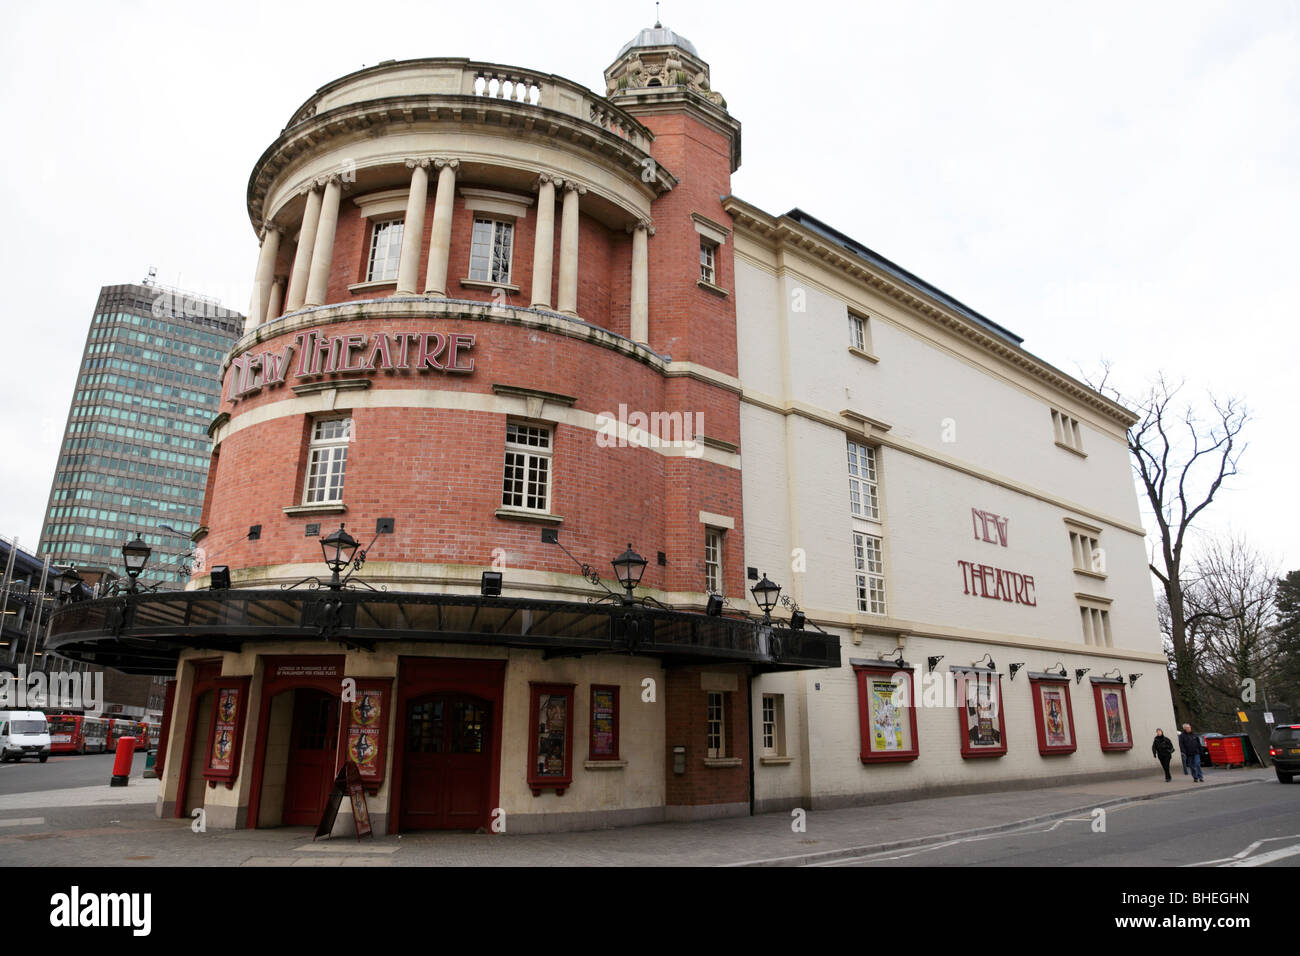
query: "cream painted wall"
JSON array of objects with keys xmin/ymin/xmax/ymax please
[{"xmin": 737, "ymin": 237, "xmax": 1175, "ymax": 808}]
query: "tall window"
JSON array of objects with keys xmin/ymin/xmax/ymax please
[
  {"xmin": 704, "ymin": 528, "xmax": 722, "ymax": 593},
  {"xmin": 706, "ymin": 691, "xmax": 725, "ymax": 758},
  {"xmin": 847, "ymin": 440, "xmax": 879, "ymax": 519},
  {"xmin": 367, "ymin": 219, "xmax": 403, "ymax": 282},
  {"xmin": 1051, "ymin": 409, "xmax": 1084, "ymax": 454},
  {"xmin": 848, "ymin": 312, "xmax": 866, "ymax": 351},
  {"xmin": 699, "ymin": 239, "xmax": 717, "ymax": 284},
  {"xmin": 761, "ymin": 694, "xmax": 786, "ymax": 757},
  {"xmin": 502, "ymin": 422, "xmax": 552, "ymax": 512},
  {"xmin": 470, "ymin": 218, "xmax": 514, "ymax": 284},
  {"xmin": 854, "ymin": 531, "xmax": 887, "ymax": 615},
  {"xmin": 304, "ymin": 418, "xmax": 352, "ymax": 504}
]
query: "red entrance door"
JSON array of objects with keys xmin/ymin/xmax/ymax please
[
  {"xmin": 282, "ymin": 690, "xmax": 339, "ymax": 826},
  {"xmin": 400, "ymin": 695, "xmax": 492, "ymax": 830}
]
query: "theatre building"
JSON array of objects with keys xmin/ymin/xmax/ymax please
[{"xmin": 49, "ymin": 23, "xmax": 1172, "ymax": 835}]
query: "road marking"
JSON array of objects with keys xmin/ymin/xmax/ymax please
[
  {"xmin": 1190, "ymin": 837, "xmax": 1300, "ymax": 868},
  {"xmin": 0, "ymin": 817, "xmax": 45, "ymax": 828},
  {"xmin": 1221, "ymin": 843, "xmax": 1300, "ymax": 867}
]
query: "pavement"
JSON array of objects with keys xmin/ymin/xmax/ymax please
[{"xmin": 0, "ymin": 764, "xmax": 1276, "ymax": 866}]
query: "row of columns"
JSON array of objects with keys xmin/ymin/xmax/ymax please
[{"xmin": 246, "ymin": 159, "xmax": 652, "ymax": 346}]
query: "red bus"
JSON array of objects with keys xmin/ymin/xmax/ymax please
[
  {"xmin": 45, "ymin": 714, "xmax": 110, "ymax": 754},
  {"xmin": 105, "ymin": 718, "xmax": 157, "ymax": 750}
]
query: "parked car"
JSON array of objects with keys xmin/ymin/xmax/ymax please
[{"xmin": 1268, "ymin": 724, "xmax": 1300, "ymax": 783}]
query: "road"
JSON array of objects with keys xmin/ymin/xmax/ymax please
[
  {"xmin": 0, "ymin": 749, "xmax": 150, "ymax": 795},
  {"xmin": 819, "ymin": 778, "xmax": 1300, "ymax": 866}
]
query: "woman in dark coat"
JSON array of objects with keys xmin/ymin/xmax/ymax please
[{"xmin": 1152, "ymin": 728, "xmax": 1175, "ymax": 781}]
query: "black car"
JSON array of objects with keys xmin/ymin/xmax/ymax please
[{"xmin": 1268, "ymin": 724, "xmax": 1300, "ymax": 783}]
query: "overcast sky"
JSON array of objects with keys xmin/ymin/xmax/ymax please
[{"xmin": 1, "ymin": 0, "xmax": 1295, "ymax": 578}]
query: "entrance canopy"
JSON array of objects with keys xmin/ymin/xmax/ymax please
[{"xmin": 46, "ymin": 589, "xmax": 840, "ymax": 676}]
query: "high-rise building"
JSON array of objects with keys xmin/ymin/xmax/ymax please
[{"xmin": 37, "ymin": 282, "xmax": 243, "ymax": 588}]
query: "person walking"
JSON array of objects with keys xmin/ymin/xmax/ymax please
[
  {"xmin": 1152, "ymin": 728, "xmax": 1175, "ymax": 781},
  {"xmin": 1178, "ymin": 723, "xmax": 1205, "ymax": 782}
]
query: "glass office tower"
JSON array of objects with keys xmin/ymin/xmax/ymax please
[{"xmin": 37, "ymin": 281, "xmax": 243, "ymax": 588}]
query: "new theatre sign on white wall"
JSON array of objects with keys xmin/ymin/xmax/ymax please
[
  {"xmin": 227, "ymin": 327, "xmax": 476, "ymax": 401},
  {"xmin": 958, "ymin": 507, "xmax": 1037, "ymax": 607}
]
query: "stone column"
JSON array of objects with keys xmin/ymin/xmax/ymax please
[
  {"xmin": 530, "ymin": 174, "xmax": 556, "ymax": 309},
  {"xmin": 556, "ymin": 180, "xmax": 585, "ymax": 316},
  {"xmin": 423, "ymin": 159, "xmax": 459, "ymax": 296},
  {"xmin": 304, "ymin": 176, "xmax": 342, "ymax": 308},
  {"xmin": 245, "ymin": 226, "xmax": 281, "ymax": 335},
  {"xmin": 284, "ymin": 186, "xmax": 323, "ymax": 312},
  {"xmin": 395, "ymin": 158, "xmax": 430, "ymax": 295},
  {"xmin": 265, "ymin": 277, "xmax": 285, "ymax": 324},
  {"xmin": 630, "ymin": 221, "xmax": 651, "ymax": 344}
]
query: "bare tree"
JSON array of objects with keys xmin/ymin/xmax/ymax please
[
  {"xmin": 1091, "ymin": 368, "xmax": 1249, "ymax": 725},
  {"xmin": 1182, "ymin": 535, "xmax": 1278, "ymax": 725}
]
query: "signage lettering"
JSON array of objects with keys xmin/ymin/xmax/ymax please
[
  {"xmin": 957, "ymin": 560, "xmax": 1037, "ymax": 606},
  {"xmin": 970, "ymin": 508, "xmax": 1009, "ymax": 547},
  {"xmin": 228, "ymin": 326, "xmax": 476, "ymax": 401}
]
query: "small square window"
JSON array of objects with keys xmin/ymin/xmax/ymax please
[{"xmin": 470, "ymin": 218, "xmax": 514, "ymax": 284}]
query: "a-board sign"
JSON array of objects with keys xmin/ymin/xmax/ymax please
[{"xmin": 314, "ymin": 760, "xmax": 373, "ymax": 841}]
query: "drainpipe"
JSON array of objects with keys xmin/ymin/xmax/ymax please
[{"xmin": 747, "ymin": 670, "xmax": 755, "ymax": 816}]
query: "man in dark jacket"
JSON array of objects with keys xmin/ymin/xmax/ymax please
[
  {"xmin": 1152, "ymin": 729, "xmax": 1175, "ymax": 781},
  {"xmin": 1178, "ymin": 723, "xmax": 1204, "ymax": 782}
]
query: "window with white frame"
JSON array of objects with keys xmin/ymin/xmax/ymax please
[
  {"xmin": 469, "ymin": 218, "xmax": 514, "ymax": 284},
  {"xmin": 849, "ymin": 312, "xmax": 866, "ymax": 351},
  {"xmin": 304, "ymin": 418, "xmax": 352, "ymax": 504},
  {"xmin": 706, "ymin": 691, "xmax": 725, "ymax": 758},
  {"xmin": 501, "ymin": 422, "xmax": 552, "ymax": 512},
  {"xmin": 847, "ymin": 440, "xmax": 879, "ymax": 519},
  {"xmin": 854, "ymin": 531, "xmax": 887, "ymax": 615},
  {"xmin": 699, "ymin": 239, "xmax": 717, "ymax": 284},
  {"xmin": 704, "ymin": 527, "xmax": 722, "ymax": 593},
  {"xmin": 761, "ymin": 694, "xmax": 786, "ymax": 757},
  {"xmin": 366, "ymin": 219, "xmax": 403, "ymax": 282}
]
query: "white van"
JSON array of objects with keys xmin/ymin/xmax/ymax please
[{"xmin": 0, "ymin": 710, "xmax": 51, "ymax": 763}]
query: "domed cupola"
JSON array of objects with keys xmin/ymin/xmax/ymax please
[{"xmin": 604, "ymin": 19, "xmax": 725, "ymax": 108}]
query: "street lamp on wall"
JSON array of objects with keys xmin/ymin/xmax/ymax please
[
  {"xmin": 320, "ymin": 524, "xmax": 360, "ymax": 591},
  {"xmin": 611, "ymin": 544, "xmax": 648, "ymax": 604},
  {"xmin": 121, "ymin": 536, "xmax": 151, "ymax": 593},
  {"xmin": 750, "ymin": 572, "xmax": 781, "ymax": 622}
]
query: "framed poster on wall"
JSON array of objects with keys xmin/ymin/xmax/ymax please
[
  {"xmin": 1091, "ymin": 678, "xmax": 1133, "ymax": 751},
  {"xmin": 852, "ymin": 661, "xmax": 920, "ymax": 763},
  {"xmin": 202, "ymin": 676, "xmax": 250, "ymax": 788},
  {"xmin": 1028, "ymin": 674, "xmax": 1077, "ymax": 755},
  {"xmin": 954, "ymin": 667, "xmax": 1008, "ymax": 758},
  {"xmin": 589, "ymin": 685, "xmax": 620, "ymax": 761},
  {"xmin": 528, "ymin": 683, "xmax": 574, "ymax": 795}
]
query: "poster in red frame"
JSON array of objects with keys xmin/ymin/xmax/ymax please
[
  {"xmin": 954, "ymin": 668, "xmax": 1008, "ymax": 758},
  {"xmin": 1028, "ymin": 675, "xmax": 1077, "ymax": 755},
  {"xmin": 852, "ymin": 662, "xmax": 920, "ymax": 764},
  {"xmin": 202, "ymin": 677, "xmax": 250, "ymax": 788},
  {"xmin": 528, "ymin": 682, "xmax": 574, "ymax": 795},
  {"xmin": 1091, "ymin": 678, "xmax": 1133, "ymax": 751}
]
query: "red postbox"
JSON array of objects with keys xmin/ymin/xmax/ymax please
[{"xmin": 110, "ymin": 736, "xmax": 137, "ymax": 786}]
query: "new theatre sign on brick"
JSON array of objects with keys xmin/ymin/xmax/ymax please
[{"xmin": 228, "ymin": 327, "xmax": 477, "ymax": 400}]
